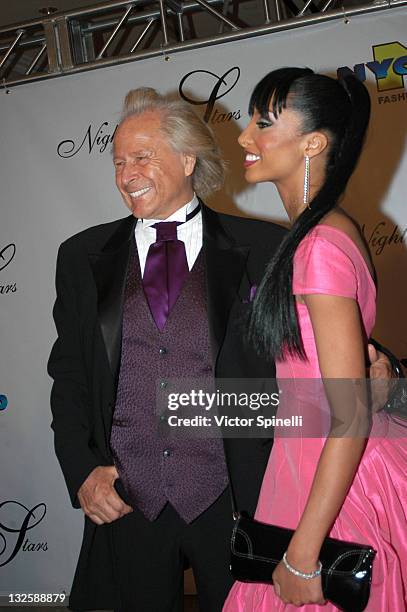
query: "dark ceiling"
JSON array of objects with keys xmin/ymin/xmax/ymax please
[{"xmin": 0, "ymin": 0, "xmax": 101, "ymax": 28}]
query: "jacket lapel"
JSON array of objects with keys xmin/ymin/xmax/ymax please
[
  {"xmin": 202, "ymin": 204, "xmax": 250, "ymax": 368},
  {"xmin": 89, "ymin": 215, "xmax": 136, "ymax": 384}
]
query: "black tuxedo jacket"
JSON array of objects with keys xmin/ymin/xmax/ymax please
[{"xmin": 48, "ymin": 203, "xmax": 286, "ymax": 609}]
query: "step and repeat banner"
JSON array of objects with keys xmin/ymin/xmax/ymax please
[{"xmin": 0, "ymin": 5, "xmax": 406, "ymax": 600}]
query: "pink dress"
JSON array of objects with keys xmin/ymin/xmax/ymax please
[{"xmin": 223, "ymin": 226, "xmax": 407, "ymax": 611}]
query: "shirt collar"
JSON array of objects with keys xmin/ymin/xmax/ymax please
[{"xmin": 141, "ymin": 194, "xmax": 199, "ymax": 229}]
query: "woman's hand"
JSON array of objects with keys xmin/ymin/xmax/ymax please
[{"xmin": 272, "ymin": 559, "xmax": 326, "ymax": 606}]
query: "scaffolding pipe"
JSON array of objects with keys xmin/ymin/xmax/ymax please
[
  {"xmin": 0, "ymin": 0, "xmax": 226, "ymax": 58},
  {"xmin": 193, "ymin": 0, "xmax": 240, "ymax": 28},
  {"xmin": 158, "ymin": 0, "xmax": 169, "ymax": 45},
  {"xmin": 97, "ymin": 3, "xmax": 134, "ymax": 58},
  {"xmin": 273, "ymin": 0, "xmax": 282, "ymax": 20},
  {"xmin": 298, "ymin": 0, "xmax": 315, "ymax": 16},
  {"xmin": 0, "ymin": 0, "xmax": 235, "ymax": 44},
  {"xmin": 0, "ymin": 35, "xmax": 45, "ymax": 53},
  {"xmin": 130, "ymin": 18, "xmax": 156, "ymax": 51},
  {"xmin": 218, "ymin": 0, "xmax": 230, "ymax": 34},
  {"xmin": 0, "ymin": 30, "xmax": 25, "ymax": 71},
  {"xmin": 25, "ymin": 43, "xmax": 47, "ymax": 74},
  {"xmin": 83, "ymin": 0, "xmax": 225, "ymax": 32},
  {"xmin": 263, "ymin": 0, "xmax": 272, "ymax": 22},
  {"xmin": 321, "ymin": 0, "xmax": 336, "ymax": 11},
  {"xmin": 176, "ymin": 13, "xmax": 185, "ymax": 41}
]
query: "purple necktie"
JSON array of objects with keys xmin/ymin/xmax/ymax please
[{"xmin": 143, "ymin": 221, "xmax": 189, "ymax": 331}]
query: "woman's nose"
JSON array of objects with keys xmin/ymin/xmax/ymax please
[{"xmin": 238, "ymin": 124, "xmax": 252, "ymax": 149}]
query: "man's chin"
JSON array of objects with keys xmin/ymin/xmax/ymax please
[{"xmin": 123, "ymin": 196, "xmax": 153, "ymax": 219}]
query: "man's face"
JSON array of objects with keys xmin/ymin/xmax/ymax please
[{"xmin": 113, "ymin": 111, "xmax": 195, "ymax": 219}]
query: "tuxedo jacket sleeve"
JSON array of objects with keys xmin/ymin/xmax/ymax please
[{"xmin": 47, "ymin": 220, "xmax": 129, "ymax": 507}]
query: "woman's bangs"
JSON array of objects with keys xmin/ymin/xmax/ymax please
[{"xmin": 248, "ymin": 68, "xmax": 310, "ymax": 119}]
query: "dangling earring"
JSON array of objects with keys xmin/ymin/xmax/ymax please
[{"xmin": 303, "ymin": 155, "xmax": 311, "ymax": 209}]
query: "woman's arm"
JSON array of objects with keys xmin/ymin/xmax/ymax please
[{"xmin": 272, "ymin": 293, "xmax": 369, "ymax": 605}]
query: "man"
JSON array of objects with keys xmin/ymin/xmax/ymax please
[{"xmin": 48, "ymin": 88, "xmax": 391, "ymax": 612}]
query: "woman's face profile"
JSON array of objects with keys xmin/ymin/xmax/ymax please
[{"xmin": 238, "ymin": 102, "xmax": 306, "ymax": 186}]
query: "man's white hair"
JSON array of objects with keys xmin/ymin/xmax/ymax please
[{"xmin": 120, "ymin": 87, "xmax": 225, "ymax": 198}]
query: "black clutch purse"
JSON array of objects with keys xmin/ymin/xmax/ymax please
[{"xmin": 230, "ymin": 514, "xmax": 376, "ymax": 612}]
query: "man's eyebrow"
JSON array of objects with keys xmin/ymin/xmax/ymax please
[
  {"xmin": 126, "ymin": 149, "xmax": 154, "ymax": 156},
  {"xmin": 112, "ymin": 148, "xmax": 153, "ymax": 159}
]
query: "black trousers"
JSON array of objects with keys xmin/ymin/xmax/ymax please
[{"xmin": 112, "ymin": 488, "xmax": 234, "ymax": 612}]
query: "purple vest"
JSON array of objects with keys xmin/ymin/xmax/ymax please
[{"xmin": 110, "ymin": 243, "xmax": 228, "ymax": 523}]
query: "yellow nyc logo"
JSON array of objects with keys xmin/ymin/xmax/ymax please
[
  {"xmin": 337, "ymin": 42, "xmax": 406, "ymax": 93},
  {"xmin": 373, "ymin": 42, "xmax": 407, "ymax": 91}
]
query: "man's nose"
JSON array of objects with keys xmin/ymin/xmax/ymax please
[{"xmin": 121, "ymin": 160, "xmax": 140, "ymax": 184}]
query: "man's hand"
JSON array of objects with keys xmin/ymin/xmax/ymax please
[
  {"xmin": 78, "ymin": 466, "xmax": 133, "ymax": 525},
  {"xmin": 368, "ymin": 343, "xmax": 394, "ymax": 413},
  {"xmin": 368, "ymin": 344, "xmax": 393, "ymax": 380}
]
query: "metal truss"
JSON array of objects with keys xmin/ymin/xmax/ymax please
[{"xmin": 0, "ymin": 0, "xmax": 405, "ymax": 88}]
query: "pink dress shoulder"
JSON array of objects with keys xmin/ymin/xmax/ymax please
[{"xmin": 223, "ymin": 226, "xmax": 407, "ymax": 612}]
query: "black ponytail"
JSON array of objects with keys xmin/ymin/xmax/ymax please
[{"xmin": 247, "ymin": 68, "xmax": 371, "ymax": 360}]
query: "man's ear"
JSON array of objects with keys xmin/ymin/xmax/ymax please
[
  {"xmin": 184, "ymin": 154, "xmax": 197, "ymax": 177},
  {"xmin": 304, "ymin": 131, "xmax": 329, "ymax": 159}
]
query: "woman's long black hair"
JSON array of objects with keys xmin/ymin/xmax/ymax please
[{"xmin": 247, "ymin": 67, "xmax": 371, "ymax": 360}]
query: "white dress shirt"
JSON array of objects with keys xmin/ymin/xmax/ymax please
[{"xmin": 135, "ymin": 194, "xmax": 202, "ymax": 277}]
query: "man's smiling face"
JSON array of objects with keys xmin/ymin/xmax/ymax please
[{"xmin": 113, "ymin": 110, "xmax": 195, "ymax": 219}]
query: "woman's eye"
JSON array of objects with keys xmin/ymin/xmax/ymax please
[{"xmin": 256, "ymin": 120, "xmax": 272, "ymax": 129}]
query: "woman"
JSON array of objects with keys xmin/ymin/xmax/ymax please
[{"xmin": 223, "ymin": 68, "xmax": 407, "ymax": 610}]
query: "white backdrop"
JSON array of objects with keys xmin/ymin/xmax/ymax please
[{"xmin": 0, "ymin": 5, "xmax": 406, "ymax": 598}]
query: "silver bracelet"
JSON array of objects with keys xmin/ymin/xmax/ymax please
[{"xmin": 282, "ymin": 552, "xmax": 322, "ymax": 580}]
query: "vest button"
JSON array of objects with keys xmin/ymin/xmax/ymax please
[
  {"xmin": 160, "ymin": 414, "xmax": 167, "ymax": 422},
  {"xmin": 160, "ymin": 381, "xmax": 168, "ymax": 388},
  {"xmin": 163, "ymin": 449, "xmax": 171, "ymax": 457},
  {"xmin": 159, "ymin": 347, "xmax": 167, "ymax": 355}
]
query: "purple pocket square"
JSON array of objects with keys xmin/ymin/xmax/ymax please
[{"xmin": 242, "ymin": 285, "xmax": 257, "ymax": 303}]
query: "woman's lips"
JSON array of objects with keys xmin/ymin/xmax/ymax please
[{"xmin": 244, "ymin": 153, "xmax": 260, "ymax": 168}]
